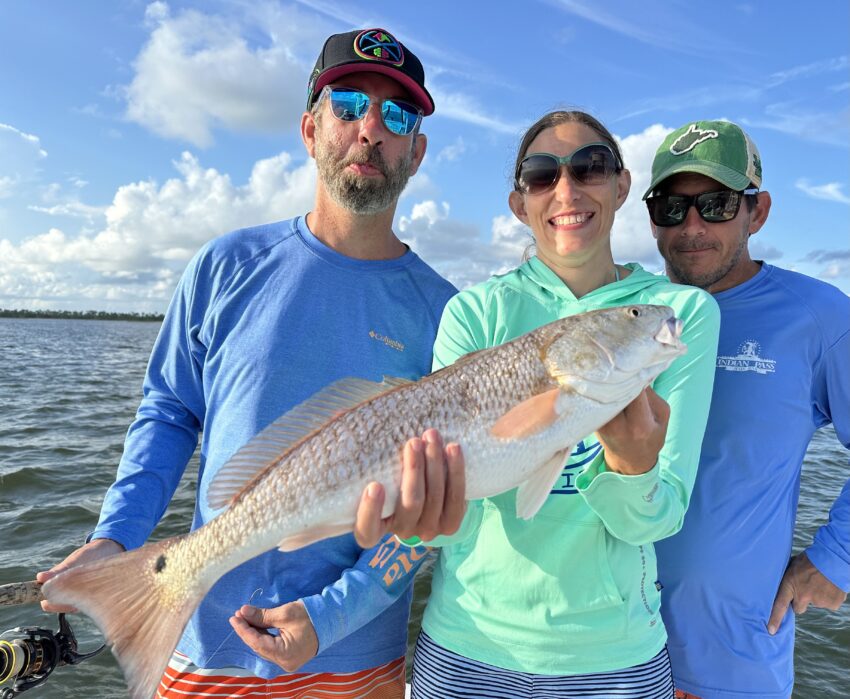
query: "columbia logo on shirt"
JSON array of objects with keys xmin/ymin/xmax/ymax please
[
  {"xmin": 716, "ymin": 340, "xmax": 776, "ymax": 374},
  {"xmin": 369, "ymin": 329, "xmax": 405, "ymax": 352}
]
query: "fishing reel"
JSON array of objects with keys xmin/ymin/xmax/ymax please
[{"xmin": 0, "ymin": 614, "xmax": 104, "ymax": 697}]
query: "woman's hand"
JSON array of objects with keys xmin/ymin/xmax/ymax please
[{"xmin": 597, "ymin": 387, "xmax": 670, "ymax": 476}]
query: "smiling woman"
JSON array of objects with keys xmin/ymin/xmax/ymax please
[{"xmin": 405, "ymin": 110, "xmax": 722, "ymax": 699}]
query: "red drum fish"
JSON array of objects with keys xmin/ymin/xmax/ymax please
[{"xmin": 43, "ymin": 304, "xmax": 686, "ymax": 698}]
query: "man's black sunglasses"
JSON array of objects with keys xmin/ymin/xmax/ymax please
[{"xmin": 646, "ymin": 189, "xmax": 759, "ymax": 227}]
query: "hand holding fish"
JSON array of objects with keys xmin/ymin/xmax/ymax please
[
  {"xmin": 596, "ymin": 387, "xmax": 670, "ymax": 475},
  {"xmin": 354, "ymin": 429, "xmax": 466, "ymax": 548},
  {"xmin": 37, "ymin": 537, "xmax": 125, "ymax": 613},
  {"xmin": 229, "ymin": 600, "xmax": 319, "ymax": 673}
]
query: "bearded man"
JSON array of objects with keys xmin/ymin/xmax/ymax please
[{"xmin": 39, "ymin": 28, "xmax": 461, "ymax": 699}]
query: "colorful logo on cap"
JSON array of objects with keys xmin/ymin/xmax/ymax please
[
  {"xmin": 354, "ymin": 29, "xmax": 404, "ymax": 66},
  {"xmin": 670, "ymin": 123, "xmax": 719, "ymax": 155}
]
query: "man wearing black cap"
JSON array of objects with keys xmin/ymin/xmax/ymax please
[{"xmin": 38, "ymin": 27, "xmax": 461, "ymax": 698}]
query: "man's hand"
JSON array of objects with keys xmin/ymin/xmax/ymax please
[
  {"xmin": 597, "ymin": 387, "xmax": 670, "ymax": 475},
  {"xmin": 37, "ymin": 538, "xmax": 125, "ymax": 613},
  {"xmin": 768, "ymin": 552, "xmax": 848, "ymax": 634},
  {"xmin": 353, "ymin": 429, "xmax": 466, "ymax": 548},
  {"xmin": 229, "ymin": 600, "xmax": 319, "ymax": 673}
]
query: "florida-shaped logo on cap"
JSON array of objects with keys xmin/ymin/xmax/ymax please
[{"xmin": 354, "ymin": 29, "xmax": 404, "ymax": 66}]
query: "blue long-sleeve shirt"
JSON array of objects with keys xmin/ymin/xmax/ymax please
[
  {"xmin": 91, "ymin": 216, "xmax": 456, "ymax": 677},
  {"xmin": 655, "ymin": 263, "xmax": 850, "ymax": 699}
]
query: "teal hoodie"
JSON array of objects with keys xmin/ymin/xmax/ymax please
[{"xmin": 420, "ymin": 257, "xmax": 720, "ymax": 675}]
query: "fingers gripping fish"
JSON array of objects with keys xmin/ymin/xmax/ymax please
[{"xmin": 42, "ymin": 305, "xmax": 686, "ymax": 699}]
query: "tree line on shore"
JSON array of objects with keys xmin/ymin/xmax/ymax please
[{"xmin": 0, "ymin": 308, "xmax": 164, "ymax": 321}]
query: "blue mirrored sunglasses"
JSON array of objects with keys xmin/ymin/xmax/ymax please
[{"xmin": 320, "ymin": 86, "xmax": 422, "ymax": 136}]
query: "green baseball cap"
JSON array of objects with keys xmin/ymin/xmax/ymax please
[{"xmin": 642, "ymin": 120, "xmax": 762, "ymax": 199}]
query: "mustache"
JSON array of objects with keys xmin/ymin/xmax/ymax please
[
  {"xmin": 675, "ymin": 241, "xmax": 717, "ymax": 252},
  {"xmin": 342, "ymin": 147, "xmax": 387, "ymax": 175}
]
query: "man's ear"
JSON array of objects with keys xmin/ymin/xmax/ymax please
[
  {"xmin": 408, "ymin": 133, "xmax": 427, "ymax": 176},
  {"xmin": 301, "ymin": 111, "xmax": 317, "ymax": 158},
  {"xmin": 748, "ymin": 191, "xmax": 772, "ymax": 236},
  {"xmin": 508, "ymin": 190, "xmax": 529, "ymax": 226}
]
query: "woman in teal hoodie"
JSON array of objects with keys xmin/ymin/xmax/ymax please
[{"xmin": 409, "ymin": 111, "xmax": 720, "ymax": 698}]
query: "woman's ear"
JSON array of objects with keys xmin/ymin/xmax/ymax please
[
  {"xmin": 508, "ymin": 190, "xmax": 529, "ymax": 225},
  {"xmin": 615, "ymin": 169, "xmax": 632, "ymax": 211}
]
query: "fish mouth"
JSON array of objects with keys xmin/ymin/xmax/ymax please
[{"xmin": 654, "ymin": 315, "xmax": 685, "ymax": 349}]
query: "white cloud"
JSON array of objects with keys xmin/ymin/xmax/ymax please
[
  {"xmin": 0, "ymin": 175, "xmax": 19, "ymax": 199},
  {"xmin": 124, "ymin": 2, "xmax": 330, "ymax": 146},
  {"xmin": 767, "ymin": 55, "xmax": 849, "ymax": 87},
  {"xmin": 609, "ymin": 124, "xmax": 671, "ymax": 267},
  {"xmin": 0, "ymin": 150, "xmax": 316, "ymax": 311},
  {"xmin": 28, "ymin": 201, "xmax": 107, "ymax": 220},
  {"xmin": 802, "ymin": 249, "xmax": 850, "ymax": 278},
  {"xmin": 399, "ymin": 170, "xmax": 438, "ymax": 202},
  {"xmin": 436, "ymin": 137, "xmax": 467, "ymax": 163},
  {"xmin": 546, "ymin": 0, "xmax": 746, "ymax": 57},
  {"xmin": 749, "ymin": 239, "xmax": 783, "ymax": 261},
  {"xmin": 818, "ymin": 262, "xmax": 850, "ymax": 279},
  {"xmin": 795, "ymin": 179, "xmax": 850, "ymax": 205},
  {"xmin": 742, "ymin": 103, "xmax": 850, "ymax": 148},
  {"xmin": 0, "ymin": 123, "xmax": 49, "ymax": 196},
  {"xmin": 398, "ymin": 201, "xmax": 529, "ymax": 288},
  {"xmin": 430, "ymin": 90, "xmax": 523, "ymax": 135},
  {"xmin": 0, "ymin": 123, "xmax": 48, "ymax": 158}
]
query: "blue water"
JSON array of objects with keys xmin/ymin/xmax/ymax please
[{"xmin": 0, "ymin": 318, "xmax": 846, "ymax": 697}]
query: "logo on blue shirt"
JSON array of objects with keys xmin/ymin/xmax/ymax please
[{"xmin": 717, "ymin": 339, "xmax": 776, "ymax": 375}]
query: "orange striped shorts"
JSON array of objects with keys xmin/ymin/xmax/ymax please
[
  {"xmin": 156, "ymin": 650, "xmax": 406, "ymax": 698},
  {"xmin": 675, "ymin": 691, "xmax": 703, "ymax": 699}
]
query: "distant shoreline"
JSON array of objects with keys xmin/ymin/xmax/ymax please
[{"xmin": 0, "ymin": 309, "xmax": 164, "ymax": 322}]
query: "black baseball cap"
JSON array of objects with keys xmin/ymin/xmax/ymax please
[{"xmin": 306, "ymin": 28, "xmax": 434, "ymax": 116}]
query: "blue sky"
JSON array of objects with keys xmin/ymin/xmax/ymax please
[{"xmin": 1, "ymin": 0, "xmax": 847, "ymax": 312}]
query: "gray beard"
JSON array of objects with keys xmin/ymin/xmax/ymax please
[{"xmin": 315, "ymin": 141, "xmax": 414, "ymax": 215}]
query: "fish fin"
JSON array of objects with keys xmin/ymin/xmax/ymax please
[
  {"xmin": 490, "ymin": 388, "xmax": 562, "ymax": 439},
  {"xmin": 41, "ymin": 537, "xmax": 206, "ymax": 699},
  {"xmin": 380, "ymin": 375, "xmax": 415, "ymax": 388},
  {"xmin": 515, "ymin": 447, "xmax": 572, "ymax": 520},
  {"xmin": 278, "ymin": 520, "xmax": 352, "ymax": 552},
  {"xmin": 207, "ymin": 377, "xmax": 399, "ymax": 510}
]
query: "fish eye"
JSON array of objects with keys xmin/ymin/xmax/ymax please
[{"xmin": 628, "ymin": 307, "xmax": 640, "ymax": 317}]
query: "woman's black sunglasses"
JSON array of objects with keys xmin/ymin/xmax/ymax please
[{"xmin": 515, "ymin": 143, "xmax": 622, "ymax": 194}]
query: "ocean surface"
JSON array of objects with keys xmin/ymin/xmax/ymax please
[{"xmin": 0, "ymin": 318, "xmax": 846, "ymax": 698}]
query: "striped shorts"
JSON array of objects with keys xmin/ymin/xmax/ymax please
[
  {"xmin": 157, "ymin": 650, "xmax": 406, "ymax": 698},
  {"xmin": 411, "ymin": 632, "xmax": 674, "ymax": 699}
]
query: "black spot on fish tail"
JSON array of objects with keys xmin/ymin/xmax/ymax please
[{"xmin": 155, "ymin": 555, "xmax": 167, "ymax": 573}]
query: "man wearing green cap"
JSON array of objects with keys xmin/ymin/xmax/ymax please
[{"xmin": 643, "ymin": 120, "xmax": 849, "ymax": 699}]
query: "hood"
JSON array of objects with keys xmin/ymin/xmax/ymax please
[{"xmin": 499, "ymin": 257, "xmax": 670, "ymax": 307}]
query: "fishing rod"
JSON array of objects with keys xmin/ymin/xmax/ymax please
[{"xmin": 0, "ymin": 581, "xmax": 105, "ymax": 697}]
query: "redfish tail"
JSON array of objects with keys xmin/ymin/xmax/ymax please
[{"xmin": 42, "ymin": 537, "xmax": 206, "ymax": 699}]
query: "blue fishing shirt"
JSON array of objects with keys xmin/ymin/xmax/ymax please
[
  {"xmin": 91, "ymin": 216, "xmax": 456, "ymax": 677},
  {"xmin": 655, "ymin": 263, "xmax": 850, "ymax": 698}
]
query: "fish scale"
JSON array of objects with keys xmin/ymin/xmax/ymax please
[{"xmin": 42, "ymin": 304, "xmax": 686, "ymax": 699}]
